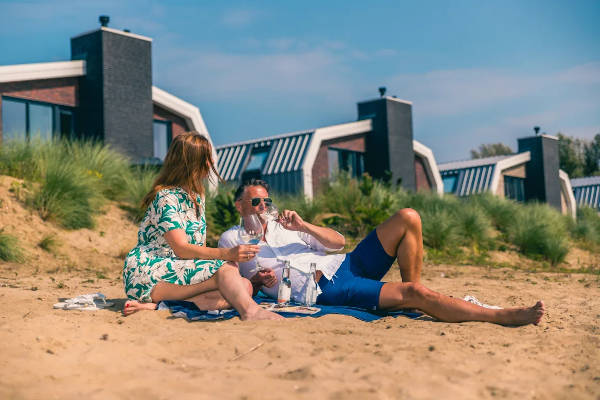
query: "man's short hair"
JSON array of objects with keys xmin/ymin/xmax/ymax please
[{"xmin": 234, "ymin": 178, "xmax": 270, "ymax": 201}]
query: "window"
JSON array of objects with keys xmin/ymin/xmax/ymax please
[
  {"xmin": 442, "ymin": 173, "xmax": 459, "ymax": 193},
  {"xmin": 153, "ymin": 120, "xmax": 172, "ymax": 161},
  {"xmin": 1, "ymin": 96, "xmax": 75, "ymax": 142},
  {"xmin": 328, "ymin": 148, "xmax": 365, "ymax": 178},
  {"xmin": 1, "ymin": 99, "xmax": 26, "ymax": 141},
  {"xmin": 504, "ymin": 176, "xmax": 525, "ymax": 202},
  {"xmin": 241, "ymin": 147, "xmax": 270, "ymax": 181}
]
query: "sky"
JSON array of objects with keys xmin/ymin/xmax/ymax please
[{"xmin": 1, "ymin": 0, "xmax": 599, "ymax": 162}]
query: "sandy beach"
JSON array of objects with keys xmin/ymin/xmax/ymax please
[{"xmin": 1, "ymin": 178, "xmax": 599, "ymax": 399}]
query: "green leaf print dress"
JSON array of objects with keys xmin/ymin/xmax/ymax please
[{"xmin": 123, "ymin": 187, "xmax": 225, "ymax": 302}]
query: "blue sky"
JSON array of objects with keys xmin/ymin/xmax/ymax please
[{"xmin": 1, "ymin": 0, "xmax": 598, "ymax": 162}]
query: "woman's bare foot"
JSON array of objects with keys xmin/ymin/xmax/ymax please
[
  {"xmin": 123, "ymin": 300, "xmax": 157, "ymax": 316},
  {"xmin": 241, "ymin": 306, "xmax": 284, "ymax": 321},
  {"xmin": 501, "ymin": 300, "xmax": 545, "ymax": 326}
]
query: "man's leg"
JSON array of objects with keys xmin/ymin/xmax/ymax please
[
  {"xmin": 375, "ymin": 208, "xmax": 423, "ymax": 282},
  {"xmin": 379, "ymin": 282, "xmax": 544, "ymax": 326}
]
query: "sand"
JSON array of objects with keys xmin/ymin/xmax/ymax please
[{"xmin": 1, "ymin": 176, "xmax": 599, "ymax": 399}]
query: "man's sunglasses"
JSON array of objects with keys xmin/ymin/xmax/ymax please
[{"xmin": 251, "ymin": 197, "xmax": 272, "ymax": 207}]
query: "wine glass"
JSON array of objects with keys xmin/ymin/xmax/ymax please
[
  {"xmin": 239, "ymin": 214, "xmax": 263, "ymax": 244},
  {"xmin": 263, "ymin": 203, "xmax": 279, "ymax": 222}
]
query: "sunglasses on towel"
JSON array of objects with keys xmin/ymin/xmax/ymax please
[{"xmin": 250, "ymin": 197, "xmax": 273, "ymax": 207}]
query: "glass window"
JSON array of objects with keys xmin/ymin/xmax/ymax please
[
  {"xmin": 442, "ymin": 174, "xmax": 459, "ymax": 193},
  {"xmin": 153, "ymin": 120, "xmax": 171, "ymax": 161},
  {"xmin": 2, "ymin": 96, "xmax": 75, "ymax": 142},
  {"xmin": 328, "ymin": 148, "xmax": 364, "ymax": 178},
  {"xmin": 245, "ymin": 148, "xmax": 269, "ymax": 171},
  {"xmin": 59, "ymin": 110, "xmax": 74, "ymax": 140},
  {"xmin": 328, "ymin": 149, "xmax": 339, "ymax": 177},
  {"xmin": 504, "ymin": 176, "xmax": 525, "ymax": 202},
  {"xmin": 2, "ymin": 98, "xmax": 26, "ymax": 141},
  {"xmin": 29, "ymin": 103, "xmax": 53, "ymax": 141}
]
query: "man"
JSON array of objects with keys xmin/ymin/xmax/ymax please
[{"xmin": 219, "ymin": 179, "xmax": 545, "ymax": 326}]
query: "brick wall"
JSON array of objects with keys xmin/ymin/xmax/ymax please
[
  {"xmin": 0, "ymin": 77, "xmax": 79, "ymax": 139},
  {"xmin": 414, "ymin": 155, "xmax": 431, "ymax": 192},
  {"xmin": 311, "ymin": 134, "xmax": 366, "ymax": 195},
  {"xmin": 153, "ymin": 105, "xmax": 189, "ymax": 138}
]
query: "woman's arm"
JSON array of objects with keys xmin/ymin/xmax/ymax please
[{"xmin": 164, "ymin": 229, "xmax": 259, "ymax": 262}]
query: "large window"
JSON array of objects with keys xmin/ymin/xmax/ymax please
[
  {"xmin": 153, "ymin": 120, "xmax": 172, "ymax": 161},
  {"xmin": 1, "ymin": 96, "xmax": 75, "ymax": 141},
  {"xmin": 328, "ymin": 148, "xmax": 365, "ymax": 178},
  {"xmin": 241, "ymin": 147, "xmax": 270, "ymax": 181},
  {"xmin": 442, "ymin": 173, "xmax": 459, "ymax": 193},
  {"xmin": 504, "ymin": 176, "xmax": 525, "ymax": 202}
]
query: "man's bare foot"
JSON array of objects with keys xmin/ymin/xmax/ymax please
[
  {"xmin": 123, "ymin": 300, "xmax": 157, "ymax": 316},
  {"xmin": 241, "ymin": 306, "xmax": 284, "ymax": 321},
  {"xmin": 502, "ymin": 300, "xmax": 545, "ymax": 326}
]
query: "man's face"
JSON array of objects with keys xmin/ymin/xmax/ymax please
[{"xmin": 236, "ymin": 185, "xmax": 271, "ymax": 218}]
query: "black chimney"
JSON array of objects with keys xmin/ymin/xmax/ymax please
[{"xmin": 99, "ymin": 15, "xmax": 110, "ymax": 27}]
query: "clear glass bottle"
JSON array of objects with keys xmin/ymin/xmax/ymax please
[
  {"xmin": 277, "ymin": 261, "xmax": 292, "ymax": 305},
  {"xmin": 304, "ymin": 263, "xmax": 318, "ymax": 306}
]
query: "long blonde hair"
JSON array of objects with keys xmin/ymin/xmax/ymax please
[{"xmin": 142, "ymin": 132, "xmax": 221, "ymax": 210}]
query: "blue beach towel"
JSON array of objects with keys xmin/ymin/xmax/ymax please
[{"xmin": 157, "ymin": 296, "xmax": 423, "ymax": 322}]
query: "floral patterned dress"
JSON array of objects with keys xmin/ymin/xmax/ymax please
[{"xmin": 123, "ymin": 187, "xmax": 225, "ymax": 302}]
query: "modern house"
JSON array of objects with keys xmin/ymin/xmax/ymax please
[
  {"xmin": 215, "ymin": 96, "xmax": 443, "ymax": 198},
  {"xmin": 0, "ymin": 17, "xmax": 216, "ymax": 168},
  {"xmin": 439, "ymin": 134, "xmax": 577, "ymax": 218}
]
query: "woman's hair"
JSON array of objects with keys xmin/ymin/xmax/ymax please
[{"xmin": 141, "ymin": 132, "xmax": 221, "ymax": 210}]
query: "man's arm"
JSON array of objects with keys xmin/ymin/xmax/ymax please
[{"xmin": 279, "ymin": 209, "xmax": 345, "ymax": 250}]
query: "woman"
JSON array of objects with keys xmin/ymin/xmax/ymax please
[{"xmin": 123, "ymin": 132, "xmax": 281, "ymax": 321}]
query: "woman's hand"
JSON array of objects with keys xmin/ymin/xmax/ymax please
[{"xmin": 226, "ymin": 244, "xmax": 261, "ymax": 262}]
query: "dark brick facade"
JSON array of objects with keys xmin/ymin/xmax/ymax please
[
  {"xmin": 0, "ymin": 77, "xmax": 79, "ymax": 140},
  {"xmin": 518, "ymin": 135, "xmax": 561, "ymax": 210},
  {"xmin": 357, "ymin": 98, "xmax": 416, "ymax": 190},
  {"xmin": 72, "ymin": 28, "xmax": 153, "ymax": 162},
  {"xmin": 311, "ymin": 134, "xmax": 366, "ymax": 195}
]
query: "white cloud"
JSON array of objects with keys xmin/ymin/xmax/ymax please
[
  {"xmin": 221, "ymin": 9, "xmax": 263, "ymax": 28},
  {"xmin": 157, "ymin": 48, "xmax": 357, "ymax": 105}
]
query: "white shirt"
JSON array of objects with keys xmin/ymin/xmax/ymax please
[{"xmin": 218, "ymin": 220, "xmax": 346, "ymax": 303}]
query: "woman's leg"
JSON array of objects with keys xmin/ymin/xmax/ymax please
[
  {"xmin": 379, "ymin": 282, "xmax": 544, "ymax": 326},
  {"xmin": 214, "ymin": 263, "xmax": 283, "ymax": 321},
  {"xmin": 125, "ymin": 263, "xmax": 282, "ymax": 321}
]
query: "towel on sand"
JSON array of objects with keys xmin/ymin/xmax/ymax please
[{"xmin": 157, "ymin": 297, "xmax": 423, "ymax": 322}]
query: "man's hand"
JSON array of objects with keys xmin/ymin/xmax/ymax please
[
  {"xmin": 250, "ymin": 268, "xmax": 277, "ymax": 288},
  {"xmin": 278, "ymin": 210, "xmax": 306, "ymax": 232}
]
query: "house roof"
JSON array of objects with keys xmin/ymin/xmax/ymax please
[
  {"xmin": 438, "ymin": 152, "xmax": 530, "ymax": 196},
  {"xmin": 571, "ymin": 176, "xmax": 600, "ymax": 209},
  {"xmin": 216, "ymin": 130, "xmax": 314, "ymax": 181}
]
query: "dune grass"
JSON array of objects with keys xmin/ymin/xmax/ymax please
[
  {"xmin": 1, "ymin": 140, "xmax": 594, "ymax": 266},
  {"xmin": 0, "ymin": 230, "xmax": 25, "ymax": 262}
]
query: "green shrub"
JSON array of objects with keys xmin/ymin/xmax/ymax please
[
  {"xmin": 38, "ymin": 233, "xmax": 60, "ymax": 253},
  {"xmin": 28, "ymin": 157, "xmax": 103, "ymax": 229},
  {"xmin": 0, "ymin": 230, "xmax": 25, "ymax": 262},
  {"xmin": 0, "ymin": 139, "xmax": 42, "ymax": 180},
  {"xmin": 420, "ymin": 209, "xmax": 458, "ymax": 249},
  {"xmin": 66, "ymin": 141, "xmax": 131, "ymax": 201},
  {"xmin": 573, "ymin": 207, "xmax": 600, "ymax": 246},
  {"xmin": 468, "ymin": 193, "xmax": 520, "ymax": 234},
  {"xmin": 206, "ymin": 184, "xmax": 239, "ymax": 235},
  {"xmin": 121, "ymin": 165, "xmax": 159, "ymax": 222},
  {"xmin": 507, "ymin": 203, "xmax": 570, "ymax": 265},
  {"xmin": 455, "ymin": 204, "xmax": 493, "ymax": 248}
]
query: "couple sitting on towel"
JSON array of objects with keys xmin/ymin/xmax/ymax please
[{"xmin": 123, "ymin": 132, "xmax": 544, "ymax": 325}]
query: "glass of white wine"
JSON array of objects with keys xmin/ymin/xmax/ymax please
[{"xmin": 239, "ymin": 214, "xmax": 263, "ymax": 273}]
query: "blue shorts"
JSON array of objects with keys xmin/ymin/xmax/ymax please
[{"xmin": 316, "ymin": 230, "xmax": 395, "ymax": 310}]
